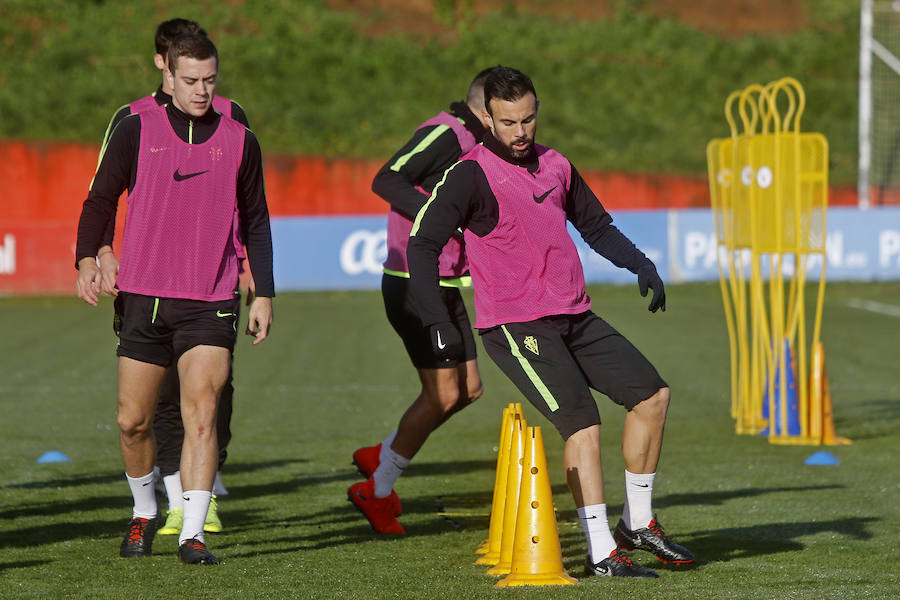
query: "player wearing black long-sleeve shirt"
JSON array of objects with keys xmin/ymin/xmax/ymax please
[
  {"xmin": 75, "ymin": 34, "xmax": 272, "ymax": 566},
  {"xmin": 408, "ymin": 67, "xmax": 694, "ymax": 579},
  {"xmin": 371, "ymin": 99, "xmax": 484, "ymax": 222},
  {"xmin": 86, "ymin": 21, "xmax": 253, "ymax": 538},
  {"xmin": 347, "ymin": 68, "xmax": 499, "ymax": 536},
  {"xmin": 78, "ymin": 102, "xmax": 272, "ymax": 295},
  {"xmin": 100, "ymin": 84, "xmax": 249, "ymax": 156},
  {"xmin": 406, "ymin": 131, "xmax": 652, "ymax": 328},
  {"xmin": 88, "ymin": 91, "xmax": 255, "ymax": 540}
]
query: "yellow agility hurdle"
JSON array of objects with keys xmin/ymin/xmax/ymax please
[{"xmin": 707, "ymin": 77, "xmax": 849, "ymax": 446}]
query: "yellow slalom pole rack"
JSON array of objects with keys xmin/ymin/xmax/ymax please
[{"xmin": 706, "ymin": 77, "xmax": 839, "ymax": 446}]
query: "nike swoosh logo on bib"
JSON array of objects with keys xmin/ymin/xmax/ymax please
[
  {"xmin": 173, "ymin": 168, "xmax": 209, "ymax": 182},
  {"xmin": 533, "ymin": 185, "xmax": 558, "ymax": 204}
]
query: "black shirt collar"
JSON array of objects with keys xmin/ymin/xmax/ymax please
[
  {"xmin": 152, "ymin": 85, "xmax": 172, "ymax": 107},
  {"xmin": 449, "ymin": 101, "xmax": 487, "ymax": 139},
  {"xmin": 165, "ymin": 100, "xmax": 219, "ymax": 127},
  {"xmin": 483, "ymin": 130, "xmax": 539, "ymax": 173}
]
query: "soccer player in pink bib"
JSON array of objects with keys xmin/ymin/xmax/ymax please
[
  {"xmin": 91, "ymin": 18, "xmax": 252, "ymax": 542},
  {"xmin": 408, "ymin": 66, "xmax": 694, "ymax": 579},
  {"xmin": 75, "ymin": 33, "xmax": 273, "ymax": 565},
  {"xmin": 347, "ymin": 68, "xmax": 499, "ymax": 535}
]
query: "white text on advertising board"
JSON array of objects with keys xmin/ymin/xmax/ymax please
[{"xmin": 339, "ymin": 229, "xmax": 387, "ymax": 275}]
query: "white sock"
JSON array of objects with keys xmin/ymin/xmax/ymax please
[
  {"xmin": 372, "ymin": 444, "xmax": 409, "ymax": 498},
  {"xmin": 578, "ymin": 504, "xmax": 617, "ymax": 563},
  {"xmin": 179, "ymin": 490, "xmax": 211, "ymax": 545},
  {"xmin": 126, "ymin": 471, "xmax": 157, "ymax": 520},
  {"xmin": 379, "ymin": 430, "xmax": 398, "ymax": 463},
  {"xmin": 212, "ymin": 471, "xmax": 229, "ymax": 496},
  {"xmin": 163, "ymin": 472, "xmax": 184, "ymax": 510},
  {"xmin": 623, "ymin": 470, "xmax": 655, "ymax": 530}
]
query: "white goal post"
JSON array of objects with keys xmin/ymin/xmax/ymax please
[{"xmin": 859, "ymin": 0, "xmax": 900, "ymax": 208}]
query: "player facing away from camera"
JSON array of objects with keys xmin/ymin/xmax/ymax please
[
  {"xmin": 347, "ymin": 68, "xmax": 501, "ymax": 534},
  {"xmin": 91, "ymin": 18, "xmax": 253, "ymax": 539},
  {"xmin": 407, "ymin": 66, "xmax": 694, "ymax": 577},
  {"xmin": 76, "ymin": 34, "xmax": 274, "ymax": 565}
]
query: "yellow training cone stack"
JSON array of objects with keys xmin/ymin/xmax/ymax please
[
  {"xmin": 486, "ymin": 414, "xmax": 526, "ymax": 576},
  {"xmin": 497, "ymin": 426, "xmax": 576, "ymax": 587},
  {"xmin": 476, "ymin": 404, "xmax": 518, "ymax": 561}
]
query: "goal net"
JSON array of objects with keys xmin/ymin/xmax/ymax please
[{"xmin": 860, "ymin": 0, "xmax": 900, "ymax": 207}]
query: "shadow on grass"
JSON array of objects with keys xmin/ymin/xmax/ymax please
[
  {"xmin": 652, "ymin": 484, "xmax": 844, "ymax": 510},
  {"xmin": 213, "ymin": 458, "xmax": 310, "ymax": 475},
  {"xmin": 0, "ymin": 560, "xmax": 52, "ymax": 573},
  {"xmin": 225, "ymin": 459, "xmax": 495, "ymax": 503},
  {"xmin": 226, "ymin": 470, "xmax": 359, "ymax": 500},
  {"xmin": 404, "ymin": 459, "xmax": 496, "ymax": 478},
  {"xmin": 4, "ymin": 472, "xmax": 123, "ymax": 489},
  {"xmin": 3, "ymin": 459, "xmax": 309, "ymax": 493},
  {"xmin": 0, "ymin": 494, "xmax": 131, "ymax": 521},
  {"xmin": 0, "ymin": 518, "xmax": 127, "ymax": 550},
  {"xmin": 558, "ymin": 515, "xmax": 876, "ymax": 569},
  {"xmin": 833, "ymin": 396, "xmax": 899, "ymax": 441},
  {"xmin": 0, "ymin": 458, "xmax": 311, "ymax": 549},
  {"xmin": 677, "ymin": 516, "xmax": 876, "ymax": 563},
  {"xmin": 221, "ymin": 486, "xmax": 519, "ymax": 558}
]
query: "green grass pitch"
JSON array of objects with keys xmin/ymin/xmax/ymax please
[{"xmin": 1, "ymin": 282, "xmax": 897, "ymax": 598}]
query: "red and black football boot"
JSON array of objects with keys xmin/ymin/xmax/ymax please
[
  {"xmin": 119, "ymin": 516, "xmax": 158, "ymax": 558},
  {"xmin": 177, "ymin": 537, "xmax": 219, "ymax": 565},
  {"xmin": 614, "ymin": 515, "xmax": 695, "ymax": 565},
  {"xmin": 584, "ymin": 549, "xmax": 659, "ymax": 578}
]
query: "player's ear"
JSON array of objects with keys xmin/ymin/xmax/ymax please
[
  {"xmin": 482, "ymin": 108, "xmax": 493, "ymax": 132},
  {"xmin": 154, "ymin": 53, "xmax": 166, "ymax": 72}
]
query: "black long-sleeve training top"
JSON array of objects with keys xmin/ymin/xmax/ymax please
[
  {"xmin": 407, "ymin": 133, "xmax": 652, "ymax": 327},
  {"xmin": 101, "ymin": 86, "xmax": 250, "ymax": 151},
  {"xmin": 371, "ymin": 101, "xmax": 487, "ymax": 219},
  {"xmin": 75, "ymin": 102, "xmax": 274, "ymax": 297}
]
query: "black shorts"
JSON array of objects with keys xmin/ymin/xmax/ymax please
[
  {"xmin": 113, "ymin": 291, "xmax": 241, "ymax": 367},
  {"xmin": 480, "ymin": 311, "xmax": 667, "ymax": 440},
  {"xmin": 382, "ymin": 273, "xmax": 477, "ymax": 369}
]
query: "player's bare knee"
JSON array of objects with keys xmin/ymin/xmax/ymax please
[
  {"xmin": 434, "ymin": 384, "xmax": 467, "ymax": 415},
  {"xmin": 637, "ymin": 387, "xmax": 670, "ymax": 420},
  {"xmin": 180, "ymin": 380, "xmax": 223, "ymax": 409},
  {"xmin": 117, "ymin": 412, "xmax": 152, "ymax": 440}
]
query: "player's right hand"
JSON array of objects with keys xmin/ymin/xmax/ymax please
[
  {"xmin": 76, "ymin": 257, "xmax": 101, "ymax": 307},
  {"xmin": 428, "ymin": 321, "xmax": 463, "ymax": 363}
]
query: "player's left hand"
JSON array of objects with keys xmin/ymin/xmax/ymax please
[
  {"xmin": 637, "ymin": 264, "xmax": 666, "ymax": 313},
  {"xmin": 76, "ymin": 257, "xmax": 101, "ymax": 306},
  {"xmin": 97, "ymin": 247, "xmax": 120, "ymax": 296},
  {"xmin": 246, "ymin": 296, "xmax": 273, "ymax": 344}
]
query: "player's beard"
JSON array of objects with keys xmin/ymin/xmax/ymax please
[{"xmin": 509, "ymin": 124, "xmax": 536, "ymax": 160}]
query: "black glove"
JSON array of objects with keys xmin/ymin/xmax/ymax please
[
  {"xmin": 428, "ymin": 321, "xmax": 463, "ymax": 363},
  {"xmin": 637, "ymin": 264, "xmax": 666, "ymax": 313}
]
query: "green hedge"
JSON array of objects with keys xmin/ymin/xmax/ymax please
[{"xmin": 0, "ymin": 0, "xmax": 860, "ymax": 182}]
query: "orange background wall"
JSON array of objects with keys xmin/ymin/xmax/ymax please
[{"xmin": 0, "ymin": 140, "xmax": 858, "ymax": 295}]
